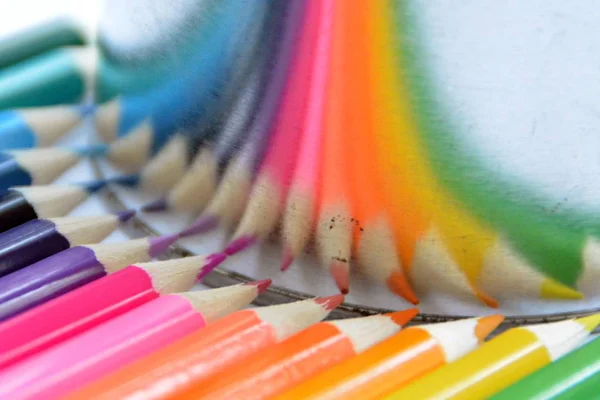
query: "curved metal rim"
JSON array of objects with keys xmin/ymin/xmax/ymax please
[{"xmin": 92, "ymin": 161, "xmax": 600, "ymax": 335}]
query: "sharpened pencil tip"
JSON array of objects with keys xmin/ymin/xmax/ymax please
[
  {"xmin": 141, "ymin": 198, "xmax": 168, "ymax": 213},
  {"xmin": 474, "ymin": 314, "xmax": 504, "ymax": 341},
  {"xmin": 386, "ymin": 308, "xmax": 419, "ymax": 326},
  {"xmin": 281, "ymin": 246, "xmax": 294, "ymax": 271},
  {"xmin": 78, "ymin": 103, "xmax": 96, "ymax": 116},
  {"xmin": 116, "ymin": 209, "xmax": 136, "ymax": 222},
  {"xmin": 329, "ymin": 260, "xmax": 350, "ymax": 294},
  {"xmin": 148, "ymin": 234, "xmax": 179, "ymax": 257},
  {"xmin": 540, "ymin": 279, "xmax": 583, "ymax": 300},
  {"xmin": 197, "ymin": 253, "xmax": 228, "ymax": 281},
  {"xmin": 80, "ymin": 179, "xmax": 108, "ymax": 193},
  {"xmin": 314, "ymin": 294, "xmax": 345, "ymax": 311},
  {"xmin": 224, "ymin": 235, "xmax": 257, "ymax": 256},
  {"xmin": 387, "ymin": 271, "xmax": 419, "ymax": 305},
  {"xmin": 179, "ymin": 214, "xmax": 220, "ymax": 237},
  {"xmin": 245, "ymin": 279, "xmax": 272, "ymax": 294},
  {"xmin": 109, "ymin": 174, "xmax": 141, "ymax": 187},
  {"xmin": 576, "ymin": 313, "xmax": 600, "ymax": 332}
]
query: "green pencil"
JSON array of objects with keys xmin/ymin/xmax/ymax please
[
  {"xmin": 0, "ymin": 18, "xmax": 86, "ymax": 70},
  {"xmin": 491, "ymin": 336, "xmax": 600, "ymax": 400},
  {"xmin": 0, "ymin": 47, "xmax": 96, "ymax": 109}
]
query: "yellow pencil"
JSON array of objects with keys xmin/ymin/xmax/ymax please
[{"xmin": 385, "ymin": 314, "xmax": 600, "ymax": 399}]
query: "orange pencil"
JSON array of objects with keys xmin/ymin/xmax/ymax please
[
  {"xmin": 180, "ymin": 308, "xmax": 419, "ymax": 399},
  {"xmin": 315, "ymin": 0, "xmax": 353, "ymax": 293},
  {"xmin": 341, "ymin": 0, "xmax": 417, "ymax": 304},
  {"xmin": 275, "ymin": 315, "xmax": 504, "ymax": 400},
  {"xmin": 66, "ymin": 295, "xmax": 344, "ymax": 400}
]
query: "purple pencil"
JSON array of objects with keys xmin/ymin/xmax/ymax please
[
  {"xmin": 0, "ymin": 234, "xmax": 178, "ymax": 322},
  {"xmin": 0, "ymin": 211, "xmax": 134, "ymax": 278},
  {"xmin": 178, "ymin": 0, "xmax": 307, "ymax": 236}
]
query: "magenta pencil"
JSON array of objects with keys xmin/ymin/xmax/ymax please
[
  {"xmin": 226, "ymin": 0, "xmax": 321, "ymax": 255},
  {"xmin": 0, "ymin": 281, "xmax": 270, "ymax": 399},
  {"xmin": 0, "ymin": 254, "xmax": 225, "ymax": 369}
]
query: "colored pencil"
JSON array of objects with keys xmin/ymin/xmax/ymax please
[
  {"xmin": 193, "ymin": 0, "xmax": 305, "ymax": 232},
  {"xmin": 67, "ymin": 294, "xmax": 344, "ymax": 400},
  {"xmin": 0, "ymin": 179, "xmax": 111, "ymax": 232},
  {"xmin": 181, "ymin": 308, "xmax": 419, "ymax": 399},
  {"xmin": 386, "ymin": 314, "xmax": 600, "ymax": 399},
  {"xmin": 227, "ymin": 0, "xmax": 317, "ymax": 256},
  {"xmin": 0, "ymin": 144, "xmax": 107, "ymax": 191},
  {"xmin": 340, "ymin": 0, "xmax": 417, "ymax": 303},
  {"xmin": 0, "ymin": 281, "xmax": 270, "ymax": 399},
  {"xmin": 0, "ymin": 47, "xmax": 96, "ymax": 109},
  {"xmin": 0, "ymin": 211, "xmax": 134, "ymax": 278},
  {"xmin": 0, "ymin": 104, "xmax": 92, "ymax": 150},
  {"xmin": 491, "ymin": 335, "xmax": 600, "ymax": 399},
  {"xmin": 280, "ymin": 0, "xmax": 333, "ymax": 271},
  {"xmin": 0, "ymin": 18, "xmax": 86, "ymax": 69},
  {"xmin": 276, "ymin": 315, "xmax": 504, "ymax": 400},
  {"xmin": 0, "ymin": 254, "xmax": 226, "ymax": 369},
  {"xmin": 314, "ymin": 0, "xmax": 353, "ymax": 294},
  {"xmin": 0, "ymin": 234, "xmax": 178, "ymax": 321}
]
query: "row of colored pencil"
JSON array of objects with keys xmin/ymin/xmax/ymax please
[{"xmin": 0, "ymin": 0, "xmax": 597, "ymax": 307}]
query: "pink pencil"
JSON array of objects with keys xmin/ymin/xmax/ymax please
[
  {"xmin": 0, "ymin": 281, "xmax": 270, "ymax": 399},
  {"xmin": 280, "ymin": 0, "xmax": 334, "ymax": 271},
  {"xmin": 0, "ymin": 254, "xmax": 226, "ymax": 370},
  {"xmin": 225, "ymin": 0, "xmax": 322, "ymax": 256}
]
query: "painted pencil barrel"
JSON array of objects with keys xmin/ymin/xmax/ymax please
[
  {"xmin": 0, "ymin": 295, "xmax": 207, "ymax": 399},
  {"xmin": 491, "ymin": 336, "xmax": 600, "ymax": 400},
  {"xmin": 0, "ymin": 153, "xmax": 32, "ymax": 191},
  {"xmin": 0, "ymin": 219, "xmax": 70, "ymax": 278},
  {"xmin": 0, "ymin": 246, "xmax": 106, "ymax": 321},
  {"xmin": 0, "ymin": 18, "xmax": 86, "ymax": 70},
  {"xmin": 0, "ymin": 190, "xmax": 38, "ymax": 233},
  {"xmin": 0, "ymin": 267, "xmax": 157, "ymax": 369},
  {"xmin": 0, "ymin": 111, "xmax": 39, "ymax": 149},
  {"xmin": 0, "ymin": 47, "xmax": 95, "ymax": 109}
]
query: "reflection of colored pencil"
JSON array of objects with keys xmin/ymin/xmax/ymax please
[
  {"xmin": 315, "ymin": 0, "xmax": 352, "ymax": 294},
  {"xmin": 0, "ymin": 104, "xmax": 92, "ymax": 150},
  {"xmin": 183, "ymin": 308, "xmax": 419, "ymax": 399},
  {"xmin": 276, "ymin": 315, "xmax": 503, "ymax": 400},
  {"xmin": 0, "ymin": 144, "xmax": 107, "ymax": 191},
  {"xmin": 0, "ymin": 281, "xmax": 269, "ymax": 399},
  {"xmin": 0, "ymin": 254, "xmax": 224, "ymax": 369},
  {"xmin": 280, "ymin": 0, "xmax": 333, "ymax": 271},
  {"xmin": 342, "ymin": 0, "xmax": 416, "ymax": 304},
  {"xmin": 192, "ymin": 0, "xmax": 305, "ymax": 234},
  {"xmin": 0, "ymin": 18, "xmax": 86, "ymax": 69},
  {"xmin": 228, "ymin": 0, "xmax": 318, "ymax": 254},
  {"xmin": 0, "ymin": 235, "xmax": 178, "ymax": 321},
  {"xmin": 387, "ymin": 314, "xmax": 600, "ymax": 399},
  {"xmin": 0, "ymin": 212, "xmax": 133, "ymax": 278},
  {"xmin": 68, "ymin": 294, "xmax": 344, "ymax": 400},
  {"xmin": 491, "ymin": 335, "xmax": 600, "ymax": 399},
  {"xmin": 0, "ymin": 47, "xmax": 97, "ymax": 109},
  {"xmin": 0, "ymin": 179, "xmax": 110, "ymax": 232}
]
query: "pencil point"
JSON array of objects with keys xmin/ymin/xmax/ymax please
[
  {"xmin": 281, "ymin": 246, "xmax": 294, "ymax": 271},
  {"xmin": 576, "ymin": 312, "xmax": 600, "ymax": 332},
  {"xmin": 179, "ymin": 214, "xmax": 220, "ymax": 237},
  {"xmin": 196, "ymin": 253, "xmax": 227, "ymax": 281},
  {"xmin": 329, "ymin": 260, "xmax": 350, "ymax": 294},
  {"xmin": 78, "ymin": 102, "xmax": 96, "ymax": 116},
  {"xmin": 387, "ymin": 271, "xmax": 419, "ymax": 305},
  {"xmin": 245, "ymin": 279, "xmax": 272, "ymax": 294},
  {"xmin": 148, "ymin": 234, "xmax": 179, "ymax": 257},
  {"xmin": 116, "ymin": 209, "xmax": 136, "ymax": 222},
  {"xmin": 109, "ymin": 174, "xmax": 141, "ymax": 187},
  {"xmin": 474, "ymin": 314, "xmax": 504, "ymax": 341},
  {"xmin": 314, "ymin": 294, "xmax": 345, "ymax": 311},
  {"xmin": 76, "ymin": 143, "xmax": 109, "ymax": 158},
  {"xmin": 386, "ymin": 308, "xmax": 419, "ymax": 326},
  {"xmin": 477, "ymin": 290, "xmax": 499, "ymax": 309},
  {"xmin": 80, "ymin": 179, "xmax": 107, "ymax": 193},
  {"xmin": 141, "ymin": 198, "xmax": 168, "ymax": 213},
  {"xmin": 224, "ymin": 235, "xmax": 257, "ymax": 256},
  {"xmin": 540, "ymin": 279, "xmax": 583, "ymax": 300}
]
